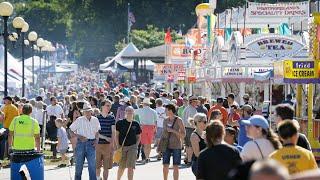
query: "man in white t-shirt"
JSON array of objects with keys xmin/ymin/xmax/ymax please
[
  {"xmin": 46, "ymin": 96, "xmax": 64, "ymax": 159},
  {"xmin": 155, "ymin": 98, "xmax": 166, "ymax": 159},
  {"xmin": 46, "ymin": 97, "xmax": 64, "ymax": 119}
]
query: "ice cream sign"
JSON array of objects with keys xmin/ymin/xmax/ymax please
[{"xmin": 247, "ymin": 35, "xmax": 305, "ymax": 60}]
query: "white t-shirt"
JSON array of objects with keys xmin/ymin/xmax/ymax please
[
  {"xmin": 240, "ymin": 138, "xmax": 276, "ymax": 162},
  {"xmin": 70, "ymin": 116, "xmax": 101, "ymax": 139},
  {"xmin": 46, "ymin": 104, "xmax": 64, "ymax": 118},
  {"xmin": 34, "ymin": 108, "xmax": 45, "ymax": 125},
  {"xmin": 156, "ymin": 107, "xmax": 166, "ymax": 128}
]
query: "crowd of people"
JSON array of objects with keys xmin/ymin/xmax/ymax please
[{"xmin": 0, "ymin": 81, "xmax": 320, "ymax": 180}]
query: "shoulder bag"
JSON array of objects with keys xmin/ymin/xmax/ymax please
[
  {"xmin": 157, "ymin": 117, "xmax": 177, "ymax": 153},
  {"xmin": 113, "ymin": 121, "xmax": 133, "ymax": 163},
  {"xmin": 253, "ymin": 140, "xmax": 264, "ymax": 159}
]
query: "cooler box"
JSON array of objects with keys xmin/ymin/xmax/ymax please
[{"xmin": 10, "ymin": 151, "xmax": 44, "ymax": 180}]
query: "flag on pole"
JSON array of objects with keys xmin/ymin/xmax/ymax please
[
  {"xmin": 164, "ymin": 28, "xmax": 172, "ymax": 44},
  {"xmin": 128, "ymin": 11, "xmax": 136, "ymax": 31},
  {"xmin": 127, "ymin": 3, "xmax": 135, "ymax": 43}
]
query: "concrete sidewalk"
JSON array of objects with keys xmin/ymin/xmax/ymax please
[{"xmin": 0, "ymin": 149, "xmax": 194, "ymax": 180}]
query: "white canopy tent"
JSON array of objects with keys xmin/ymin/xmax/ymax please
[
  {"xmin": 121, "ymin": 60, "xmax": 155, "ymax": 71},
  {"xmin": 0, "ymin": 69, "xmax": 22, "ymax": 88},
  {"xmin": 99, "ymin": 42, "xmax": 140, "ymax": 71},
  {"xmin": 23, "ymin": 56, "xmax": 51, "ymax": 70},
  {"xmin": 0, "ymin": 45, "xmax": 33, "ymax": 85}
]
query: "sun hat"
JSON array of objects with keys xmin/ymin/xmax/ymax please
[
  {"xmin": 142, "ymin": 98, "xmax": 152, "ymax": 105},
  {"xmin": 82, "ymin": 103, "xmax": 93, "ymax": 112},
  {"xmin": 242, "ymin": 115, "xmax": 269, "ymax": 130},
  {"xmin": 123, "ymin": 97, "xmax": 130, "ymax": 102}
]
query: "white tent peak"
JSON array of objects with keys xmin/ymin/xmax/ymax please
[{"xmin": 100, "ymin": 42, "xmax": 139, "ymax": 70}]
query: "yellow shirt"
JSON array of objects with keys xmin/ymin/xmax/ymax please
[
  {"xmin": 270, "ymin": 145, "xmax": 318, "ymax": 174},
  {"xmin": 9, "ymin": 115, "xmax": 40, "ymax": 150},
  {"xmin": 2, "ymin": 104, "xmax": 19, "ymax": 128}
]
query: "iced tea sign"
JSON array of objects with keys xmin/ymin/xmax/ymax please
[{"xmin": 247, "ymin": 35, "xmax": 304, "ymax": 60}]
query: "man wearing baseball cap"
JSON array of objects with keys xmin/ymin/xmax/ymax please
[
  {"xmin": 1, "ymin": 96, "xmax": 19, "ymax": 160},
  {"xmin": 2, "ymin": 97, "xmax": 19, "ymax": 130}
]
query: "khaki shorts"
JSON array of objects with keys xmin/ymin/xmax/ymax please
[
  {"xmin": 119, "ymin": 144, "xmax": 138, "ymax": 169},
  {"xmin": 96, "ymin": 143, "xmax": 113, "ymax": 170}
]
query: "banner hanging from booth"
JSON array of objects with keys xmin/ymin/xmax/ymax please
[
  {"xmin": 154, "ymin": 64, "xmax": 186, "ymax": 82},
  {"xmin": 248, "ymin": 1, "xmax": 309, "ymax": 18}
]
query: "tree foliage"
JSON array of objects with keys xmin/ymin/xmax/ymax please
[
  {"xmin": 3, "ymin": 0, "xmax": 306, "ymax": 65},
  {"xmin": 115, "ymin": 25, "xmax": 182, "ymax": 54}
]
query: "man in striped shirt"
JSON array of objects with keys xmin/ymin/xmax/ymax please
[{"xmin": 96, "ymin": 100, "xmax": 115, "ymax": 180}]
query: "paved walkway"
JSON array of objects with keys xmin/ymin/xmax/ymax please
[{"xmin": 0, "ymin": 149, "xmax": 194, "ymax": 180}]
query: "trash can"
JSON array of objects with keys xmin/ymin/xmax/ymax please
[{"xmin": 10, "ymin": 151, "xmax": 44, "ymax": 180}]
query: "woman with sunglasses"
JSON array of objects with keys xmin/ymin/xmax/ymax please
[{"xmin": 189, "ymin": 113, "xmax": 207, "ymax": 176}]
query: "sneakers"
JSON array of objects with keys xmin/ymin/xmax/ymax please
[{"xmin": 57, "ymin": 164, "xmax": 67, "ymax": 168}]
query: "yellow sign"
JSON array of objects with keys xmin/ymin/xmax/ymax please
[{"xmin": 283, "ymin": 60, "xmax": 318, "ymax": 79}]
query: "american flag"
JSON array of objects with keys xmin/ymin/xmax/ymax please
[{"xmin": 128, "ymin": 11, "xmax": 135, "ymax": 27}]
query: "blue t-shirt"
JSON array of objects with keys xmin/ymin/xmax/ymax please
[
  {"xmin": 238, "ymin": 118, "xmax": 252, "ymax": 147},
  {"xmin": 97, "ymin": 113, "xmax": 116, "ymax": 144}
]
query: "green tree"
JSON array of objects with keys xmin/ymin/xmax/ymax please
[{"xmin": 114, "ymin": 25, "xmax": 182, "ymax": 54}]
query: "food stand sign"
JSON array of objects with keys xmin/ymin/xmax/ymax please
[
  {"xmin": 223, "ymin": 67, "xmax": 246, "ymax": 77},
  {"xmin": 283, "ymin": 60, "xmax": 320, "ymax": 83},
  {"xmin": 284, "ymin": 61, "xmax": 316, "ymax": 79},
  {"xmin": 248, "ymin": 1, "xmax": 309, "ymax": 18},
  {"xmin": 247, "ymin": 35, "xmax": 305, "ymax": 60},
  {"xmin": 170, "ymin": 44, "xmax": 205, "ymax": 60}
]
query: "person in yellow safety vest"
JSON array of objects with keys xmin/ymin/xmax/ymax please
[{"xmin": 8, "ymin": 103, "xmax": 41, "ymax": 151}]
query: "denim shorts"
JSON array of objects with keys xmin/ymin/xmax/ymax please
[
  {"xmin": 155, "ymin": 127, "xmax": 163, "ymax": 139},
  {"xmin": 162, "ymin": 148, "xmax": 181, "ymax": 165}
]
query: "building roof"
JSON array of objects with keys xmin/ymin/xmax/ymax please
[{"xmin": 122, "ymin": 44, "xmax": 166, "ymax": 63}]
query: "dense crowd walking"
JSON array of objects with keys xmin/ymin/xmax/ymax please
[{"xmin": 1, "ymin": 78, "xmax": 320, "ymax": 180}]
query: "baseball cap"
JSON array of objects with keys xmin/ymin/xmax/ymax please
[
  {"xmin": 242, "ymin": 115, "xmax": 269, "ymax": 130},
  {"xmin": 3, "ymin": 96, "xmax": 13, "ymax": 101}
]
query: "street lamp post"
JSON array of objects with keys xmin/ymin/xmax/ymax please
[
  {"xmin": 13, "ymin": 17, "xmax": 27, "ymax": 97},
  {"xmin": 28, "ymin": 31, "xmax": 38, "ymax": 86},
  {"xmin": 36, "ymin": 38, "xmax": 44, "ymax": 88},
  {"xmin": 42, "ymin": 40, "xmax": 51, "ymax": 77},
  {"xmin": 0, "ymin": 2, "xmax": 13, "ymax": 97}
]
